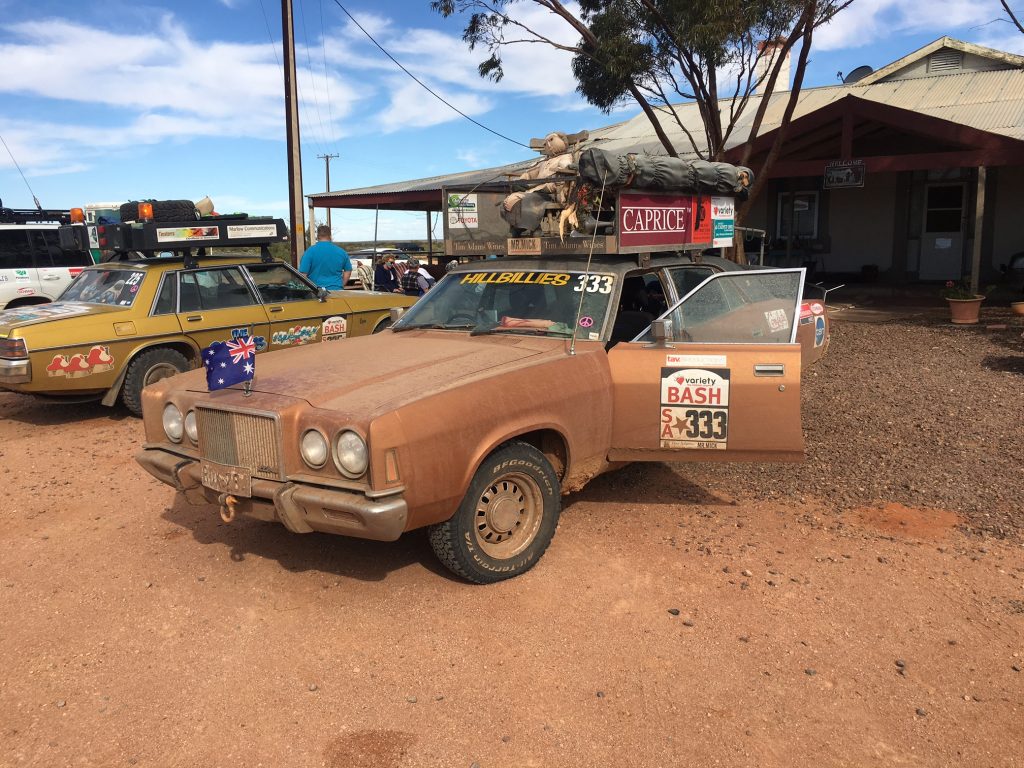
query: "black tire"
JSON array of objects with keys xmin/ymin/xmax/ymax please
[
  {"xmin": 429, "ymin": 441, "xmax": 561, "ymax": 584},
  {"xmin": 371, "ymin": 317, "xmax": 392, "ymax": 334},
  {"xmin": 122, "ymin": 348, "xmax": 189, "ymax": 417},
  {"xmin": 119, "ymin": 200, "xmax": 197, "ymax": 223}
]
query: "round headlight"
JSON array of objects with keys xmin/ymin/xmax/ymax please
[
  {"xmin": 334, "ymin": 430, "xmax": 368, "ymax": 477},
  {"xmin": 162, "ymin": 403, "xmax": 183, "ymax": 442},
  {"xmin": 184, "ymin": 410, "xmax": 198, "ymax": 443},
  {"xmin": 300, "ymin": 429, "xmax": 329, "ymax": 468}
]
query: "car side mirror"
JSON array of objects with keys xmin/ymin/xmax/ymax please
[
  {"xmin": 389, "ymin": 307, "xmax": 406, "ymax": 323},
  {"xmin": 316, "ymin": 286, "xmax": 330, "ymax": 301}
]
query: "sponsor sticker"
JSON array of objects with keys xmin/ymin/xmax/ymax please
[
  {"xmin": 447, "ymin": 193, "xmax": 478, "ymax": 229},
  {"xmin": 322, "ymin": 315, "xmax": 347, "ymax": 340},
  {"xmin": 659, "ymin": 367, "xmax": 730, "ymax": 450},
  {"xmin": 666, "ymin": 354, "xmax": 726, "ymax": 367},
  {"xmin": 46, "ymin": 345, "xmax": 114, "ymax": 378},
  {"xmin": 14, "ymin": 269, "xmax": 30, "ymax": 283},
  {"xmin": 810, "ymin": 302, "xmax": 824, "ymax": 315},
  {"xmin": 814, "ymin": 315, "xmax": 826, "ymax": 347},
  {"xmin": 156, "ymin": 226, "xmax": 220, "ymax": 243},
  {"xmin": 17, "ymin": 288, "xmax": 34, "ymax": 296},
  {"xmin": 226, "ymin": 224, "xmax": 279, "ymax": 239}
]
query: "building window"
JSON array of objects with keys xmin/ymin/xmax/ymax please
[
  {"xmin": 924, "ymin": 184, "xmax": 963, "ymax": 233},
  {"xmin": 776, "ymin": 191, "xmax": 819, "ymax": 240}
]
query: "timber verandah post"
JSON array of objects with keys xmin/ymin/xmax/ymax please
[{"xmin": 970, "ymin": 166, "xmax": 986, "ymax": 296}]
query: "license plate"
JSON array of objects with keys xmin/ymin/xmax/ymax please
[{"xmin": 201, "ymin": 461, "xmax": 252, "ymax": 497}]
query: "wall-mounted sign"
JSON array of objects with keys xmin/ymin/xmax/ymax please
[
  {"xmin": 710, "ymin": 196, "xmax": 735, "ymax": 248},
  {"xmin": 824, "ymin": 159, "xmax": 866, "ymax": 189}
]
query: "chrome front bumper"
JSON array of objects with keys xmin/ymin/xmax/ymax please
[
  {"xmin": 136, "ymin": 447, "xmax": 408, "ymax": 542},
  {"xmin": 0, "ymin": 358, "xmax": 31, "ymax": 384}
]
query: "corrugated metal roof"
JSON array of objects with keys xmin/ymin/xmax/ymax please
[{"xmin": 317, "ymin": 68, "xmax": 1024, "ymax": 202}]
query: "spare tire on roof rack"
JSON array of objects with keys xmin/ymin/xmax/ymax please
[{"xmin": 119, "ymin": 199, "xmax": 197, "ymax": 223}]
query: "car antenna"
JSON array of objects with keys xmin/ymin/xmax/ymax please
[{"xmin": 569, "ymin": 171, "xmax": 609, "ymax": 357}]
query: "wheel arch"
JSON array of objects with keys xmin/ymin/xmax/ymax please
[
  {"xmin": 4, "ymin": 297, "xmax": 52, "ymax": 310},
  {"xmin": 475, "ymin": 427, "xmax": 570, "ymax": 483},
  {"xmin": 100, "ymin": 339, "xmax": 201, "ymax": 407}
]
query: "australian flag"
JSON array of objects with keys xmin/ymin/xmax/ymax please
[{"xmin": 202, "ymin": 336, "xmax": 256, "ymax": 391}]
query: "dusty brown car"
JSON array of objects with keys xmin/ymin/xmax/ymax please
[{"xmin": 137, "ymin": 254, "xmax": 823, "ymax": 583}]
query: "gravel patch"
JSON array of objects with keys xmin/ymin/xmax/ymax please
[{"xmin": 682, "ymin": 310, "xmax": 1024, "ymax": 538}]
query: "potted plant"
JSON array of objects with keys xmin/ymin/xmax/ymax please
[{"xmin": 940, "ymin": 279, "xmax": 987, "ymax": 324}]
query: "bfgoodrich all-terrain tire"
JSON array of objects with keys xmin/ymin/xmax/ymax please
[
  {"xmin": 429, "ymin": 441, "xmax": 561, "ymax": 584},
  {"xmin": 121, "ymin": 348, "xmax": 189, "ymax": 417}
]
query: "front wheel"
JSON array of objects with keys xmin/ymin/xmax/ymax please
[
  {"xmin": 121, "ymin": 348, "xmax": 189, "ymax": 417},
  {"xmin": 429, "ymin": 441, "xmax": 561, "ymax": 584}
]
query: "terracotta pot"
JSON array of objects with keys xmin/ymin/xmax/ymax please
[
  {"xmin": 946, "ymin": 296, "xmax": 985, "ymax": 324},
  {"xmin": 1011, "ymin": 301, "xmax": 1024, "ymax": 317}
]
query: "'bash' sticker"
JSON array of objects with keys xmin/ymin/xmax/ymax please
[
  {"xmin": 659, "ymin": 367, "xmax": 730, "ymax": 450},
  {"xmin": 322, "ymin": 315, "xmax": 348, "ymax": 340}
]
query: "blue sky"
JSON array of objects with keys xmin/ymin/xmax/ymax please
[{"xmin": 1, "ymin": 0, "xmax": 1022, "ymax": 241}]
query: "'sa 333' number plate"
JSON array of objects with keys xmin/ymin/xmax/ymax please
[{"xmin": 201, "ymin": 461, "xmax": 252, "ymax": 497}]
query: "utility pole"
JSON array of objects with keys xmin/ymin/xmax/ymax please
[
  {"xmin": 281, "ymin": 0, "xmax": 304, "ymax": 266},
  {"xmin": 317, "ymin": 153, "xmax": 339, "ymax": 232}
]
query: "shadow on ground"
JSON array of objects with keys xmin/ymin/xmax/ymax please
[{"xmin": 161, "ymin": 494, "xmax": 453, "ymax": 583}]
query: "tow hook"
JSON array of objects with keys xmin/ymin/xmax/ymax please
[{"xmin": 218, "ymin": 493, "xmax": 238, "ymax": 523}]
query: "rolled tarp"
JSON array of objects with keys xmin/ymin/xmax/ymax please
[{"xmin": 577, "ymin": 149, "xmax": 753, "ymax": 198}]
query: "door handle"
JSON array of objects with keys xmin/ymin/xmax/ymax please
[
  {"xmin": 43, "ymin": 275, "xmax": 61, "ymax": 280},
  {"xmin": 268, "ymin": 306, "xmax": 283, "ymax": 313},
  {"xmin": 754, "ymin": 364, "xmax": 786, "ymax": 376},
  {"xmin": 186, "ymin": 315, "xmax": 203, "ymax": 322}
]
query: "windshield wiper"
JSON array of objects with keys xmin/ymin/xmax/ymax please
[{"xmin": 393, "ymin": 322, "xmax": 477, "ymax": 332}]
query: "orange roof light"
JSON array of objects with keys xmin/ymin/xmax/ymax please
[
  {"xmin": 70, "ymin": 207, "xmax": 85, "ymax": 224},
  {"xmin": 138, "ymin": 202, "xmax": 154, "ymax": 222}
]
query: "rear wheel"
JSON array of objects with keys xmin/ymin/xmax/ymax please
[
  {"xmin": 429, "ymin": 441, "xmax": 561, "ymax": 584},
  {"xmin": 122, "ymin": 348, "xmax": 189, "ymax": 417}
]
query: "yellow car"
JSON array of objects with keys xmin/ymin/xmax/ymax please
[{"xmin": 0, "ymin": 254, "xmax": 416, "ymax": 415}]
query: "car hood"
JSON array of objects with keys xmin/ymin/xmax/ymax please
[
  {"xmin": 188, "ymin": 330, "xmax": 557, "ymax": 417},
  {"xmin": 0, "ymin": 302, "xmax": 128, "ymax": 335}
]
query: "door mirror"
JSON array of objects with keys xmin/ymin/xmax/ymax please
[
  {"xmin": 389, "ymin": 306, "xmax": 406, "ymax": 323},
  {"xmin": 649, "ymin": 318, "xmax": 673, "ymax": 347},
  {"xmin": 316, "ymin": 286, "xmax": 330, "ymax": 301}
]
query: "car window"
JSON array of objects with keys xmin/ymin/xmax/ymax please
[
  {"xmin": 638, "ymin": 271, "xmax": 802, "ymax": 344},
  {"xmin": 0, "ymin": 230, "xmax": 32, "ymax": 270},
  {"xmin": 179, "ymin": 267, "xmax": 257, "ymax": 312},
  {"xmin": 26, "ymin": 229, "xmax": 90, "ymax": 268},
  {"xmin": 668, "ymin": 265, "xmax": 716, "ymax": 299},
  {"xmin": 394, "ymin": 269, "xmax": 615, "ymax": 339},
  {"xmin": 153, "ymin": 274, "xmax": 177, "ymax": 315},
  {"xmin": 244, "ymin": 263, "xmax": 317, "ymax": 303},
  {"xmin": 60, "ymin": 269, "xmax": 147, "ymax": 306}
]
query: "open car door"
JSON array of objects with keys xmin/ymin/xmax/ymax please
[{"xmin": 607, "ymin": 269, "xmax": 806, "ymax": 463}]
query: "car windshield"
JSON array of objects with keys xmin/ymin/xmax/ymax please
[
  {"xmin": 393, "ymin": 269, "xmax": 616, "ymax": 339},
  {"xmin": 59, "ymin": 268, "xmax": 146, "ymax": 306}
]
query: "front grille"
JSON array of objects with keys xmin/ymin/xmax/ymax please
[{"xmin": 196, "ymin": 407, "xmax": 281, "ymax": 480}]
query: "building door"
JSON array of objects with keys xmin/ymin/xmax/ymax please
[{"xmin": 919, "ymin": 183, "xmax": 964, "ymax": 280}]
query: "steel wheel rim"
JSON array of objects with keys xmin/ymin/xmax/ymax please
[
  {"xmin": 473, "ymin": 471, "xmax": 543, "ymax": 559},
  {"xmin": 144, "ymin": 362, "xmax": 180, "ymax": 387}
]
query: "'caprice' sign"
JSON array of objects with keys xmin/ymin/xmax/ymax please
[{"xmin": 617, "ymin": 192, "xmax": 712, "ymax": 251}]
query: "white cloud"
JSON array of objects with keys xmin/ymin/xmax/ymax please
[
  {"xmin": 374, "ymin": 77, "xmax": 495, "ymax": 133},
  {"xmin": 815, "ymin": 0, "xmax": 986, "ymax": 51}
]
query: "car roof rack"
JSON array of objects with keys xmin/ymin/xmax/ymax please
[
  {"xmin": 93, "ymin": 216, "xmax": 288, "ymax": 268},
  {"xmin": 0, "ymin": 207, "xmax": 74, "ymax": 225}
]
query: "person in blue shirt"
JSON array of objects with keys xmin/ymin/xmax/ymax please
[{"xmin": 299, "ymin": 225, "xmax": 352, "ymax": 290}]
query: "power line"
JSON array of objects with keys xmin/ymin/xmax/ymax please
[
  {"xmin": 0, "ymin": 132, "xmax": 41, "ymax": 209},
  {"xmin": 330, "ymin": 0, "xmax": 530, "ymax": 150},
  {"xmin": 296, "ymin": 0, "xmax": 330, "ymax": 154},
  {"xmin": 319, "ymin": 0, "xmax": 336, "ymax": 150}
]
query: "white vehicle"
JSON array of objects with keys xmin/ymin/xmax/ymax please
[
  {"xmin": 0, "ymin": 207, "xmax": 93, "ymax": 310},
  {"xmin": 347, "ymin": 247, "xmax": 409, "ymax": 288}
]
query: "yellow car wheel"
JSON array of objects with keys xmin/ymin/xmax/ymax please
[{"xmin": 122, "ymin": 348, "xmax": 189, "ymax": 417}]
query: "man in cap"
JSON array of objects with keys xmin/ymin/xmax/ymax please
[{"xmin": 401, "ymin": 257, "xmax": 431, "ymax": 296}]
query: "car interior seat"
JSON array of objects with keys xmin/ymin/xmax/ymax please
[
  {"xmin": 607, "ymin": 276, "xmax": 655, "ymax": 348},
  {"xmin": 178, "ymin": 281, "xmax": 202, "ymax": 312}
]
